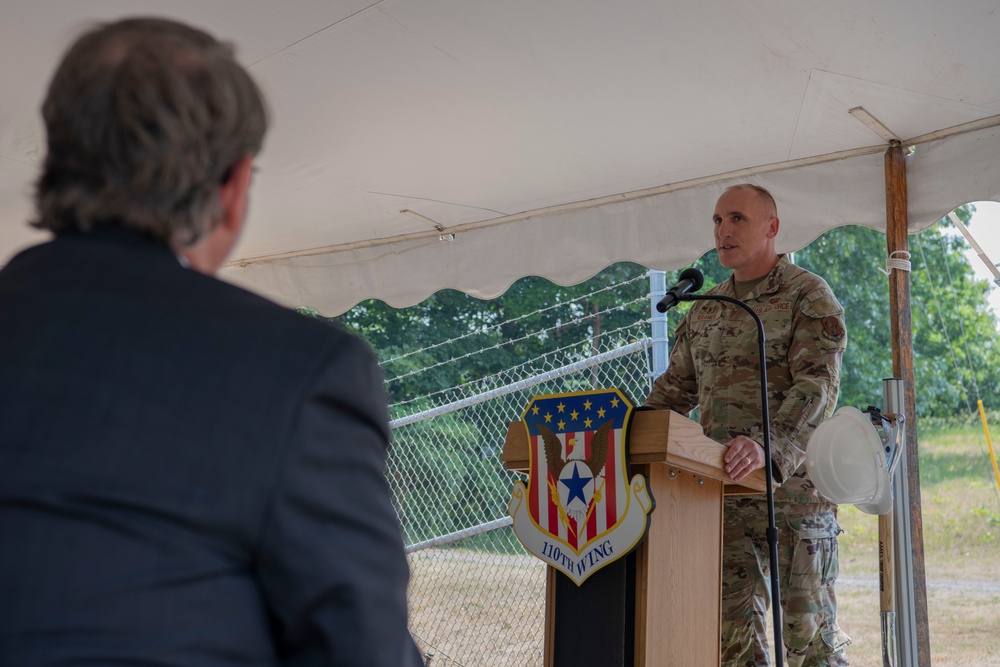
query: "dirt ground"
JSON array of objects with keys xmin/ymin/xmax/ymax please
[
  {"xmin": 407, "ymin": 549, "xmax": 1000, "ymax": 667},
  {"xmin": 836, "ymin": 575, "xmax": 1000, "ymax": 667}
]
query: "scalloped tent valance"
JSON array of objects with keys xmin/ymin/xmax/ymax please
[{"xmin": 2, "ymin": 1, "xmax": 999, "ymax": 314}]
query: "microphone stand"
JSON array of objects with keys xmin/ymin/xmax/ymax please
[{"xmin": 679, "ymin": 293, "xmax": 784, "ymax": 667}]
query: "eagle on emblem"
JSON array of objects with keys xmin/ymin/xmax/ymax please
[{"xmin": 537, "ymin": 420, "xmax": 613, "ymax": 522}]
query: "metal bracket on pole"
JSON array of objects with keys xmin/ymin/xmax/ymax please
[{"xmin": 884, "ymin": 377, "xmax": 918, "ymax": 667}]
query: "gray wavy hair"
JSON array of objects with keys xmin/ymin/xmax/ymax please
[{"xmin": 32, "ymin": 17, "xmax": 268, "ymax": 246}]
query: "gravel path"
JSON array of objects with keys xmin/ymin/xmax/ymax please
[{"xmin": 839, "ymin": 575, "xmax": 1000, "ymax": 594}]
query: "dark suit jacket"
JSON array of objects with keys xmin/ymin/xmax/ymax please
[{"xmin": 0, "ymin": 229, "xmax": 421, "ymax": 666}]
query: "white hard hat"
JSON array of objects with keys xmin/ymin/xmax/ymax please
[{"xmin": 806, "ymin": 406, "xmax": 892, "ymax": 515}]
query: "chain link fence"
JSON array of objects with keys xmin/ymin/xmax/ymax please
[{"xmin": 385, "ymin": 318, "xmax": 655, "ymax": 666}]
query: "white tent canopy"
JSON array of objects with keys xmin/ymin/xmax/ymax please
[{"xmin": 2, "ymin": 1, "xmax": 999, "ymax": 314}]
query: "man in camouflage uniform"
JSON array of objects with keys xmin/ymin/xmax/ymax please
[{"xmin": 645, "ymin": 184, "xmax": 851, "ymax": 666}]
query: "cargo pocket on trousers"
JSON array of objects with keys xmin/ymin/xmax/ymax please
[
  {"xmin": 821, "ymin": 624, "xmax": 853, "ymax": 654},
  {"xmin": 785, "ymin": 513, "xmax": 841, "ymax": 590}
]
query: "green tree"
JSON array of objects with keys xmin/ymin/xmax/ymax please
[{"xmin": 795, "ymin": 206, "xmax": 1000, "ymax": 418}]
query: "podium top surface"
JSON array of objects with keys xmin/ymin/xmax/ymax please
[{"xmin": 502, "ymin": 409, "xmax": 767, "ymax": 495}]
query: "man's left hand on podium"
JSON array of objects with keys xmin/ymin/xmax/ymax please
[{"xmin": 723, "ymin": 436, "xmax": 765, "ymax": 481}]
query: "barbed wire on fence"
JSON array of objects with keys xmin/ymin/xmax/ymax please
[
  {"xmin": 388, "ymin": 318, "xmax": 650, "ymax": 416},
  {"xmin": 379, "ymin": 273, "xmax": 649, "ymax": 367},
  {"xmin": 384, "ymin": 295, "xmax": 649, "ymax": 389}
]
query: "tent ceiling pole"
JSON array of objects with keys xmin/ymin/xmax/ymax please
[{"xmin": 884, "ymin": 140, "xmax": 931, "ymax": 666}]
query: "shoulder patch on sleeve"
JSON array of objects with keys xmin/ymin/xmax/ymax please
[{"xmin": 820, "ymin": 316, "xmax": 846, "ymax": 342}]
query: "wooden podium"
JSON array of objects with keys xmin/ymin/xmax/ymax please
[{"xmin": 502, "ymin": 408, "xmax": 767, "ymax": 667}]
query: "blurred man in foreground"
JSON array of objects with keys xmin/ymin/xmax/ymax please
[{"xmin": 0, "ymin": 17, "xmax": 421, "ymax": 666}]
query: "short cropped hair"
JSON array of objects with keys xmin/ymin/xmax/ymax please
[
  {"xmin": 725, "ymin": 183, "xmax": 777, "ymax": 217},
  {"xmin": 32, "ymin": 17, "xmax": 268, "ymax": 246}
]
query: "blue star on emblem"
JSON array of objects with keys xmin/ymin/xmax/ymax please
[{"xmin": 560, "ymin": 462, "xmax": 591, "ymax": 506}]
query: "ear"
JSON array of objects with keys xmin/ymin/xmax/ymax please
[
  {"xmin": 767, "ymin": 216, "xmax": 780, "ymax": 239},
  {"xmin": 175, "ymin": 156, "xmax": 254, "ymax": 276},
  {"xmin": 218, "ymin": 155, "xmax": 254, "ymax": 234}
]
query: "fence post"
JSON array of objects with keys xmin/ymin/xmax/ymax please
[{"xmin": 649, "ymin": 270, "xmax": 669, "ymax": 384}]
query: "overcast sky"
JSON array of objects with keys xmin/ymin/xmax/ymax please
[{"xmin": 954, "ymin": 201, "xmax": 1000, "ymax": 319}]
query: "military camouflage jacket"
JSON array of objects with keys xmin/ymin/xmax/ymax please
[{"xmin": 645, "ymin": 256, "xmax": 847, "ymax": 505}]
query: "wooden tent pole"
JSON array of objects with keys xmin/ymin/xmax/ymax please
[{"xmin": 883, "ymin": 140, "xmax": 931, "ymax": 666}]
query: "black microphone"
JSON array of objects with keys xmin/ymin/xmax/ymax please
[{"xmin": 656, "ymin": 268, "xmax": 704, "ymax": 312}]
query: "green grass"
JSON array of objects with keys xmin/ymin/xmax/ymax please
[
  {"xmin": 915, "ymin": 423, "xmax": 1000, "ymax": 572},
  {"xmin": 840, "ymin": 422, "xmax": 1000, "ymax": 574},
  {"xmin": 835, "ymin": 421, "xmax": 1000, "ymax": 665}
]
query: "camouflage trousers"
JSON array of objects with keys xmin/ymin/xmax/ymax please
[{"xmin": 721, "ymin": 497, "xmax": 852, "ymax": 667}]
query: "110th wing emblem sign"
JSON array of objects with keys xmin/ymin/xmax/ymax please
[{"xmin": 508, "ymin": 389, "xmax": 653, "ymax": 585}]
